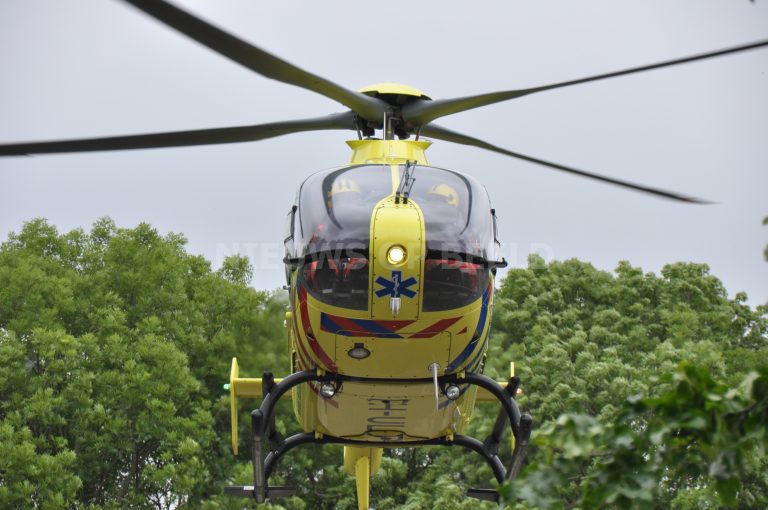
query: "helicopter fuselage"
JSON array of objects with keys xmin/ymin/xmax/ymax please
[{"xmin": 284, "ymin": 139, "xmax": 499, "ymax": 444}]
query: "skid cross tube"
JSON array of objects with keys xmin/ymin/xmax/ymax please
[
  {"xmin": 226, "ymin": 369, "xmax": 533, "ymax": 503},
  {"xmin": 262, "ymin": 432, "xmax": 508, "ymax": 483}
]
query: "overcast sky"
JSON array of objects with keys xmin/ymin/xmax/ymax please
[{"xmin": 1, "ymin": 0, "xmax": 767, "ymax": 306}]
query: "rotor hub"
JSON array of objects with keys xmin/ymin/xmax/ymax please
[
  {"xmin": 357, "ymin": 83, "xmax": 431, "ymax": 139},
  {"xmin": 358, "ymin": 83, "xmax": 431, "ymax": 104}
]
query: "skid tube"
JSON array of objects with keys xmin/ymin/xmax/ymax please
[{"xmin": 224, "ymin": 369, "xmax": 533, "ymax": 504}]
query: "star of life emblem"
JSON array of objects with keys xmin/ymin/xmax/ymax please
[{"xmin": 375, "ymin": 271, "xmax": 417, "ymax": 317}]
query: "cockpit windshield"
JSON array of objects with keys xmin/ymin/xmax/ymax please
[
  {"xmin": 296, "ymin": 165, "xmax": 392, "ymax": 259},
  {"xmin": 296, "ymin": 165, "xmax": 392, "ymax": 310},
  {"xmin": 296, "ymin": 164, "xmax": 493, "ymax": 261},
  {"xmin": 293, "ymin": 163, "xmax": 495, "ymax": 312},
  {"xmin": 406, "ymin": 165, "xmax": 493, "ymax": 261}
]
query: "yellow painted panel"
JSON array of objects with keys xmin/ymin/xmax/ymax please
[
  {"xmin": 344, "ymin": 446, "xmax": 382, "ymax": 476},
  {"xmin": 370, "ymin": 198, "xmax": 424, "ymax": 321},
  {"xmin": 358, "ymin": 82, "xmax": 430, "ymax": 99},
  {"xmin": 475, "ymin": 385, "xmax": 511, "ymax": 402},
  {"xmin": 316, "ymin": 381, "xmax": 462, "ymax": 442},
  {"xmin": 346, "ymin": 140, "xmax": 431, "ymax": 165},
  {"xmin": 354, "ymin": 456, "xmax": 370, "ymax": 510},
  {"xmin": 334, "ymin": 332, "xmax": 451, "ymax": 379}
]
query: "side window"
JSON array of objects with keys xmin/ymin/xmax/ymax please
[
  {"xmin": 423, "ymin": 259, "xmax": 490, "ymax": 312},
  {"xmin": 296, "ymin": 165, "xmax": 391, "ymax": 259},
  {"xmin": 283, "ymin": 205, "xmax": 297, "ymax": 257},
  {"xmin": 408, "ymin": 165, "xmax": 492, "ymax": 261},
  {"xmin": 300, "ymin": 255, "xmax": 369, "ymax": 310}
]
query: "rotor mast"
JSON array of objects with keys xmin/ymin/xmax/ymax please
[
  {"xmin": 346, "ymin": 139, "xmax": 431, "ymax": 165},
  {"xmin": 348, "ymin": 83, "xmax": 432, "ymax": 165}
]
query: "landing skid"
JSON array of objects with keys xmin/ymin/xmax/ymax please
[{"xmin": 225, "ymin": 369, "xmax": 533, "ymax": 505}]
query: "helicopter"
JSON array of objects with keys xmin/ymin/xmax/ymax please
[{"xmin": 2, "ymin": 1, "xmax": 768, "ymax": 508}]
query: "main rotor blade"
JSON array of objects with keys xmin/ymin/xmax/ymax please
[
  {"xmin": 0, "ymin": 112, "xmax": 357, "ymax": 156},
  {"xmin": 420, "ymin": 124, "xmax": 709, "ymax": 203},
  {"xmin": 121, "ymin": 0, "xmax": 386, "ymax": 121},
  {"xmin": 405, "ymin": 39, "xmax": 768, "ymax": 125}
]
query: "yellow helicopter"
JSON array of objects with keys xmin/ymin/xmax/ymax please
[{"xmin": 2, "ymin": 1, "xmax": 768, "ymax": 508}]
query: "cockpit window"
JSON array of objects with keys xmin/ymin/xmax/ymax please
[
  {"xmin": 422, "ymin": 259, "xmax": 490, "ymax": 311},
  {"xmin": 296, "ymin": 165, "xmax": 392, "ymax": 310},
  {"xmin": 293, "ymin": 163, "xmax": 495, "ymax": 312},
  {"xmin": 405, "ymin": 165, "xmax": 494, "ymax": 311},
  {"xmin": 296, "ymin": 165, "xmax": 392, "ymax": 259},
  {"xmin": 406, "ymin": 165, "xmax": 493, "ymax": 260},
  {"xmin": 300, "ymin": 254, "xmax": 369, "ymax": 310}
]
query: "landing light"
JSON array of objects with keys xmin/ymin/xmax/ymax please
[
  {"xmin": 445, "ymin": 384, "xmax": 461, "ymax": 401},
  {"xmin": 387, "ymin": 245, "xmax": 406, "ymax": 265},
  {"xmin": 320, "ymin": 383, "xmax": 337, "ymax": 399},
  {"xmin": 347, "ymin": 343, "xmax": 371, "ymax": 360}
]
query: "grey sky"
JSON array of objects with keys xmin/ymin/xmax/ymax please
[{"xmin": 1, "ymin": 0, "xmax": 766, "ymax": 305}]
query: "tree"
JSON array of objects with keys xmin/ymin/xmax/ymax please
[
  {"xmin": 0, "ymin": 219, "xmax": 277, "ymax": 509},
  {"xmin": 502, "ymin": 363, "xmax": 768, "ymax": 509},
  {"xmin": 489, "ymin": 256, "xmax": 768, "ymax": 508},
  {"xmin": 2, "ymin": 221, "xmax": 766, "ymax": 509}
]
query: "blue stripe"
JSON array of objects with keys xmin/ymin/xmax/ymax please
[
  {"xmin": 465, "ymin": 336, "xmax": 488, "ymax": 373},
  {"xmin": 446, "ymin": 286, "xmax": 490, "ymax": 373},
  {"xmin": 446, "ymin": 336, "xmax": 479, "ymax": 373},
  {"xmin": 319, "ymin": 314, "xmax": 403, "ymax": 339},
  {"xmin": 321, "ymin": 314, "xmax": 346, "ymax": 335},
  {"xmin": 349, "ymin": 318, "xmax": 402, "ymax": 338},
  {"xmin": 474, "ymin": 286, "xmax": 490, "ymax": 338}
]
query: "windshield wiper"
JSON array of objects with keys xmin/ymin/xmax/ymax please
[{"xmin": 395, "ymin": 160, "xmax": 417, "ymax": 204}]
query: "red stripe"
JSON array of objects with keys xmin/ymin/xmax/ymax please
[
  {"xmin": 299, "ymin": 286, "xmax": 312, "ymax": 333},
  {"xmin": 375, "ymin": 320, "xmax": 417, "ymax": 332},
  {"xmin": 408, "ymin": 317, "xmax": 462, "ymax": 339},
  {"xmin": 298, "ymin": 286, "xmax": 338, "ymax": 372},
  {"xmin": 327, "ymin": 315, "xmax": 371, "ymax": 335},
  {"xmin": 323, "ymin": 315, "xmax": 416, "ymax": 335},
  {"xmin": 295, "ymin": 339, "xmax": 313, "ymax": 370},
  {"xmin": 307, "ymin": 332, "xmax": 338, "ymax": 372},
  {"xmin": 293, "ymin": 293, "xmax": 316, "ymax": 369}
]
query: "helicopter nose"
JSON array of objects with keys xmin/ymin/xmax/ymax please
[{"xmin": 370, "ymin": 197, "xmax": 424, "ymax": 321}]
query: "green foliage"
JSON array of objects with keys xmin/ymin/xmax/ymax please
[
  {"xmin": 503, "ymin": 364, "xmax": 768, "ymax": 509},
  {"xmin": 0, "ymin": 406, "xmax": 81, "ymax": 510},
  {"xmin": 0, "ymin": 219, "xmax": 275, "ymax": 509},
  {"xmin": 219, "ymin": 254, "xmax": 254, "ymax": 286},
  {"xmin": 491, "ymin": 256, "xmax": 767, "ymax": 509},
  {"xmin": 1, "ymin": 222, "xmax": 766, "ymax": 509}
]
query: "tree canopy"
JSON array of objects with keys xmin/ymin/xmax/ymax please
[{"xmin": 0, "ymin": 219, "xmax": 765, "ymax": 509}]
